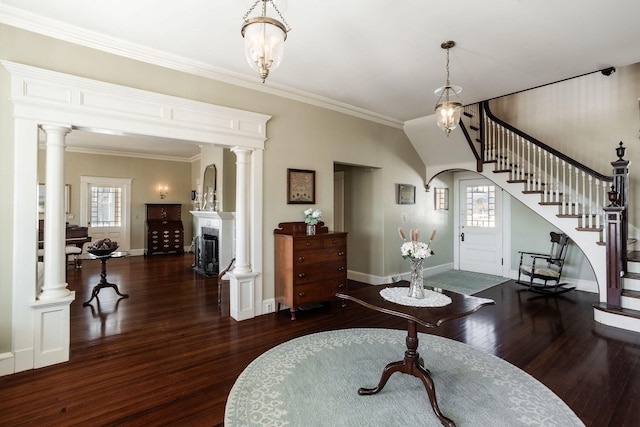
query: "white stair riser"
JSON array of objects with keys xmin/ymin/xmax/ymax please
[
  {"xmin": 594, "ymin": 309, "xmax": 640, "ymax": 333},
  {"xmin": 623, "ymin": 278, "xmax": 640, "ymax": 292},
  {"xmin": 627, "ymin": 261, "xmax": 640, "ymax": 274},
  {"xmin": 622, "ymin": 295, "xmax": 640, "ymax": 311}
]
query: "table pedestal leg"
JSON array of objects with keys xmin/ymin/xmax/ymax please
[
  {"xmin": 358, "ymin": 320, "xmax": 455, "ymax": 427},
  {"xmin": 83, "ymin": 257, "xmax": 129, "ymax": 306}
]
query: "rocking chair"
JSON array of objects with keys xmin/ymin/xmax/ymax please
[{"xmin": 517, "ymin": 232, "xmax": 574, "ymax": 295}]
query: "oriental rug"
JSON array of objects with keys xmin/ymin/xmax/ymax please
[{"xmin": 225, "ymin": 328, "xmax": 583, "ymax": 427}]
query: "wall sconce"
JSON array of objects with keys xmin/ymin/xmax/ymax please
[{"xmin": 158, "ymin": 184, "xmax": 168, "ymax": 199}]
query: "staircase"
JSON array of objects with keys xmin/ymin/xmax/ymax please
[{"xmin": 460, "ymin": 101, "xmax": 640, "ymax": 333}]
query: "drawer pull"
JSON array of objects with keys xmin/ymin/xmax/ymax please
[
  {"xmin": 298, "ymin": 292, "xmax": 305, "ymax": 297},
  {"xmin": 298, "ymin": 273, "xmax": 307, "ymax": 279},
  {"xmin": 298, "ymin": 256, "xmax": 305, "ymax": 262},
  {"xmin": 305, "ymin": 241, "xmax": 311, "ymax": 246},
  {"xmin": 332, "ymin": 239, "xmax": 337, "ymax": 244},
  {"xmin": 338, "ymin": 266, "xmax": 345, "ymax": 272},
  {"xmin": 338, "ymin": 251, "xmax": 345, "ymax": 256},
  {"xmin": 337, "ymin": 283, "xmax": 345, "ymax": 289}
]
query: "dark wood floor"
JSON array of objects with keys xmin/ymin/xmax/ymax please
[{"xmin": 1, "ymin": 255, "xmax": 639, "ymax": 426}]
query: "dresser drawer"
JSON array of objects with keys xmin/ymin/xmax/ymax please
[
  {"xmin": 293, "ymin": 261, "xmax": 346, "ymax": 285},
  {"xmin": 322, "ymin": 236, "xmax": 346, "ymax": 248},
  {"xmin": 293, "ymin": 279, "xmax": 347, "ymax": 306},
  {"xmin": 294, "ymin": 247, "xmax": 346, "ymax": 265},
  {"xmin": 293, "ymin": 238, "xmax": 323, "ymax": 251}
]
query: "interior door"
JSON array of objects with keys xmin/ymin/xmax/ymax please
[
  {"xmin": 458, "ymin": 178, "xmax": 503, "ymax": 275},
  {"xmin": 80, "ymin": 176, "xmax": 132, "ymax": 250}
]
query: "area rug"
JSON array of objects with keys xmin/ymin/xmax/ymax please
[
  {"xmin": 426, "ymin": 269, "xmax": 509, "ymax": 295},
  {"xmin": 225, "ymin": 328, "xmax": 584, "ymax": 427}
]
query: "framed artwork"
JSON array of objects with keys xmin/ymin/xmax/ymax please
[
  {"xmin": 287, "ymin": 169, "xmax": 316, "ymax": 204},
  {"xmin": 397, "ymin": 184, "xmax": 415, "ymax": 205},
  {"xmin": 38, "ymin": 184, "xmax": 70, "ymax": 214},
  {"xmin": 434, "ymin": 187, "xmax": 449, "ymax": 211}
]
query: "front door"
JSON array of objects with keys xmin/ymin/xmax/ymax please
[
  {"xmin": 458, "ymin": 178, "xmax": 503, "ymax": 275},
  {"xmin": 80, "ymin": 176, "xmax": 132, "ymax": 250}
]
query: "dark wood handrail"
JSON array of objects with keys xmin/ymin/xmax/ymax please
[
  {"xmin": 482, "ymin": 101, "xmax": 613, "ymax": 183},
  {"xmin": 459, "ymin": 121, "xmax": 483, "ymax": 172}
]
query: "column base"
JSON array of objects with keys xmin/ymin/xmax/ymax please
[
  {"xmin": 226, "ymin": 271, "xmax": 259, "ymax": 321},
  {"xmin": 30, "ymin": 292, "xmax": 75, "ymax": 368}
]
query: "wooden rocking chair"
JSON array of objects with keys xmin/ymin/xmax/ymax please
[{"xmin": 516, "ymin": 232, "xmax": 574, "ymax": 295}]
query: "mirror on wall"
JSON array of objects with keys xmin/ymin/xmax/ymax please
[{"xmin": 202, "ymin": 163, "xmax": 217, "ymax": 211}]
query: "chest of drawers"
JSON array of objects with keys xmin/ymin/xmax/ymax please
[
  {"xmin": 145, "ymin": 204, "xmax": 184, "ymax": 256},
  {"xmin": 274, "ymin": 222, "xmax": 348, "ymax": 320}
]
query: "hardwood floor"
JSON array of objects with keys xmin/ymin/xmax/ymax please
[{"xmin": 1, "ymin": 254, "xmax": 639, "ymax": 426}]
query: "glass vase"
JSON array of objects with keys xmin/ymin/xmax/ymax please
[
  {"xmin": 407, "ymin": 257, "xmax": 425, "ymax": 299},
  {"xmin": 306, "ymin": 224, "xmax": 316, "ymax": 235}
]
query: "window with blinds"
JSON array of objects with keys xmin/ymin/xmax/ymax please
[
  {"xmin": 90, "ymin": 186, "xmax": 122, "ymax": 227},
  {"xmin": 465, "ymin": 185, "xmax": 495, "ymax": 228}
]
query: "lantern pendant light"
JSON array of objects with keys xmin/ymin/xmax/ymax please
[
  {"xmin": 434, "ymin": 41, "xmax": 463, "ymax": 136},
  {"xmin": 241, "ymin": 0, "xmax": 291, "ymax": 83}
]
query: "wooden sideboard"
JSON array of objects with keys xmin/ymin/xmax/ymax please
[
  {"xmin": 274, "ymin": 221, "xmax": 348, "ymax": 320},
  {"xmin": 145, "ymin": 203, "xmax": 184, "ymax": 256}
]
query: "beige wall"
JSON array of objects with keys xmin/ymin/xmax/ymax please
[
  {"xmin": 490, "ymin": 63, "xmax": 640, "ymax": 228},
  {"xmin": 0, "ymin": 24, "xmax": 429, "ymax": 352},
  {"xmin": 38, "ymin": 151, "xmax": 194, "ymax": 250}
]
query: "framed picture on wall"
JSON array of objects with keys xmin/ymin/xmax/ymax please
[
  {"xmin": 38, "ymin": 184, "xmax": 71, "ymax": 214},
  {"xmin": 287, "ymin": 169, "xmax": 316, "ymax": 204},
  {"xmin": 397, "ymin": 184, "xmax": 415, "ymax": 204}
]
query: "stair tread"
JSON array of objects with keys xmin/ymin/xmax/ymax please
[
  {"xmin": 576, "ymin": 227, "xmax": 602, "ymax": 232},
  {"xmin": 628, "ymin": 250, "xmax": 640, "ymax": 261},
  {"xmin": 622, "ymin": 289, "xmax": 640, "ymax": 299},
  {"xmin": 624, "ymin": 272, "xmax": 640, "ymax": 279},
  {"xmin": 592, "ymin": 302, "xmax": 640, "ymax": 319}
]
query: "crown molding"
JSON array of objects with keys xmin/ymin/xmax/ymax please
[{"xmin": 0, "ymin": 5, "xmax": 404, "ymax": 129}]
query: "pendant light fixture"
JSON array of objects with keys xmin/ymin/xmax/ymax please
[
  {"xmin": 241, "ymin": 0, "xmax": 291, "ymax": 83},
  {"xmin": 434, "ymin": 41, "xmax": 462, "ymax": 136}
]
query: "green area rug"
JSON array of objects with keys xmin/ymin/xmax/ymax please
[
  {"xmin": 225, "ymin": 328, "xmax": 584, "ymax": 427},
  {"xmin": 426, "ymin": 269, "xmax": 509, "ymax": 295}
]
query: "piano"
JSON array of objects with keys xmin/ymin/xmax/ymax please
[
  {"xmin": 38, "ymin": 220, "xmax": 92, "ymax": 267},
  {"xmin": 38, "ymin": 220, "xmax": 92, "ymax": 248}
]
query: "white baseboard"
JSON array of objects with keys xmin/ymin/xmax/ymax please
[
  {"xmin": 0, "ymin": 352, "xmax": 14, "ymax": 377},
  {"xmin": 348, "ymin": 262, "xmax": 454, "ymax": 286}
]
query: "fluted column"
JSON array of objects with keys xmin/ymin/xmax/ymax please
[
  {"xmin": 232, "ymin": 147, "xmax": 251, "ymax": 274},
  {"xmin": 39, "ymin": 125, "xmax": 72, "ymax": 300}
]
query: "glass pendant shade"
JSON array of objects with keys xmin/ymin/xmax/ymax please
[
  {"xmin": 435, "ymin": 99, "xmax": 462, "ymax": 135},
  {"xmin": 242, "ymin": 17, "xmax": 287, "ymax": 83}
]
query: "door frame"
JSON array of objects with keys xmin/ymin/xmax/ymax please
[
  {"xmin": 453, "ymin": 171, "xmax": 511, "ymax": 277},
  {"xmin": 80, "ymin": 176, "xmax": 132, "ymax": 252}
]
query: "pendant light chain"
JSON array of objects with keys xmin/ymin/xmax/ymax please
[{"xmin": 243, "ymin": 0, "xmax": 291, "ymax": 31}]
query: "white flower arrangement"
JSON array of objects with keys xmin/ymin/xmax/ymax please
[
  {"xmin": 398, "ymin": 227, "xmax": 436, "ymax": 260},
  {"xmin": 304, "ymin": 208, "xmax": 322, "ymax": 225}
]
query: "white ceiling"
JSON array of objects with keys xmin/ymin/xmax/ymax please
[{"xmin": 3, "ymin": 0, "xmax": 640, "ymax": 160}]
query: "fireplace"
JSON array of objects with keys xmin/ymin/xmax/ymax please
[
  {"xmin": 194, "ymin": 227, "xmax": 219, "ymax": 276},
  {"xmin": 190, "ymin": 211, "xmax": 235, "ymax": 277}
]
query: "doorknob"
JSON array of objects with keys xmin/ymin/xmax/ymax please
[{"xmin": 460, "ymin": 232, "xmax": 465, "ymax": 242}]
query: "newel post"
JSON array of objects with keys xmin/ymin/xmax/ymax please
[
  {"xmin": 611, "ymin": 142, "xmax": 630, "ymax": 271},
  {"xmin": 604, "ymin": 142, "xmax": 629, "ymax": 307},
  {"xmin": 604, "ymin": 188, "xmax": 624, "ymax": 307}
]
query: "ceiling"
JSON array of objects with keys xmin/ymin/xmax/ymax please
[{"xmin": 3, "ymin": 0, "xmax": 640, "ymax": 160}]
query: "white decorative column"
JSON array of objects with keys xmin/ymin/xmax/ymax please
[
  {"xmin": 30, "ymin": 124, "xmax": 75, "ymax": 369},
  {"xmin": 227, "ymin": 147, "xmax": 258, "ymax": 320},
  {"xmin": 39, "ymin": 125, "xmax": 72, "ymax": 300}
]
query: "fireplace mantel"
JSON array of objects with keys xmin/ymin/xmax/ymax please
[{"xmin": 190, "ymin": 211, "xmax": 235, "ymax": 274}]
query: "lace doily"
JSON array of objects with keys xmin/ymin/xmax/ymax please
[{"xmin": 379, "ymin": 287, "xmax": 452, "ymax": 307}]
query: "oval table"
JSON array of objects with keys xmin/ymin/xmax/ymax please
[{"xmin": 337, "ymin": 281, "xmax": 495, "ymax": 427}]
